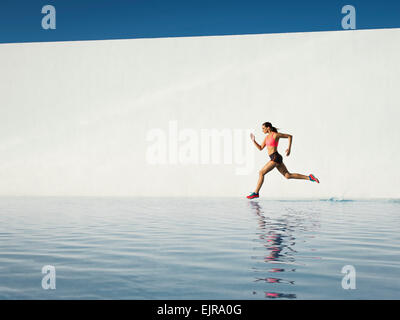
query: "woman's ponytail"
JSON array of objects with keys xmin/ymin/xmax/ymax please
[{"xmin": 263, "ymin": 122, "xmax": 278, "ymax": 132}]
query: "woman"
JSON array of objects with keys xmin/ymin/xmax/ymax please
[{"xmin": 247, "ymin": 122, "xmax": 319, "ymax": 199}]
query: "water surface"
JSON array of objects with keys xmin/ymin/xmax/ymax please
[{"xmin": 0, "ymin": 197, "xmax": 398, "ymax": 299}]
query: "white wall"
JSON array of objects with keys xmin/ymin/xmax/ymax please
[{"xmin": 0, "ymin": 29, "xmax": 399, "ymax": 198}]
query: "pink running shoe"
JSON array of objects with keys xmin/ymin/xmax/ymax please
[
  {"xmin": 309, "ymin": 174, "xmax": 320, "ymax": 183},
  {"xmin": 246, "ymin": 192, "xmax": 259, "ymax": 199}
]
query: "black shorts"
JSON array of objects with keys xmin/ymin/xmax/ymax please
[{"xmin": 269, "ymin": 151, "xmax": 283, "ymax": 164}]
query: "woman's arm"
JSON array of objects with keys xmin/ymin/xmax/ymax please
[
  {"xmin": 275, "ymin": 132, "xmax": 292, "ymax": 156},
  {"xmin": 250, "ymin": 133, "xmax": 266, "ymax": 151}
]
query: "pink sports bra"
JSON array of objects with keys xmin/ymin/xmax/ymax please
[{"xmin": 265, "ymin": 133, "xmax": 279, "ymax": 147}]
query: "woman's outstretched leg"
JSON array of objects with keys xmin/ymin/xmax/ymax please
[{"xmin": 255, "ymin": 161, "xmax": 277, "ymax": 193}]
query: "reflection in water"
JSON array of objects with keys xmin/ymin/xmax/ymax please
[
  {"xmin": 248, "ymin": 200, "xmax": 320, "ymax": 299},
  {"xmin": 265, "ymin": 292, "xmax": 297, "ymax": 299}
]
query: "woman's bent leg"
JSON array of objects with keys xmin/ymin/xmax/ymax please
[{"xmin": 276, "ymin": 163, "xmax": 309, "ymax": 180}]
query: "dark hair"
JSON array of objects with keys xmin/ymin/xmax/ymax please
[{"xmin": 263, "ymin": 122, "xmax": 278, "ymax": 133}]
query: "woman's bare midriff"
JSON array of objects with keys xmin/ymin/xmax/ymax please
[{"xmin": 267, "ymin": 145, "xmax": 278, "ymax": 155}]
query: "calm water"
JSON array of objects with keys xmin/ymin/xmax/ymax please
[{"xmin": 0, "ymin": 197, "xmax": 399, "ymax": 300}]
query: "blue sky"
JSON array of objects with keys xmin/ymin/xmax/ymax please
[{"xmin": 0, "ymin": 0, "xmax": 399, "ymax": 43}]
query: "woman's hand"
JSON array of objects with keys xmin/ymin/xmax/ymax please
[
  {"xmin": 250, "ymin": 133, "xmax": 255, "ymax": 142},
  {"xmin": 286, "ymin": 148, "xmax": 291, "ymax": 156}
]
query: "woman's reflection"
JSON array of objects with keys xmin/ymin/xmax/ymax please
[{"xmin": 249, "ymin": 200, "xmax": 297, "ymax": 299}]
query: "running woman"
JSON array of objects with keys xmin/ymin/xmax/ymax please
[{"xmin": 247, "ymin": 122, "xmax": 319, "ymax": 199}]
